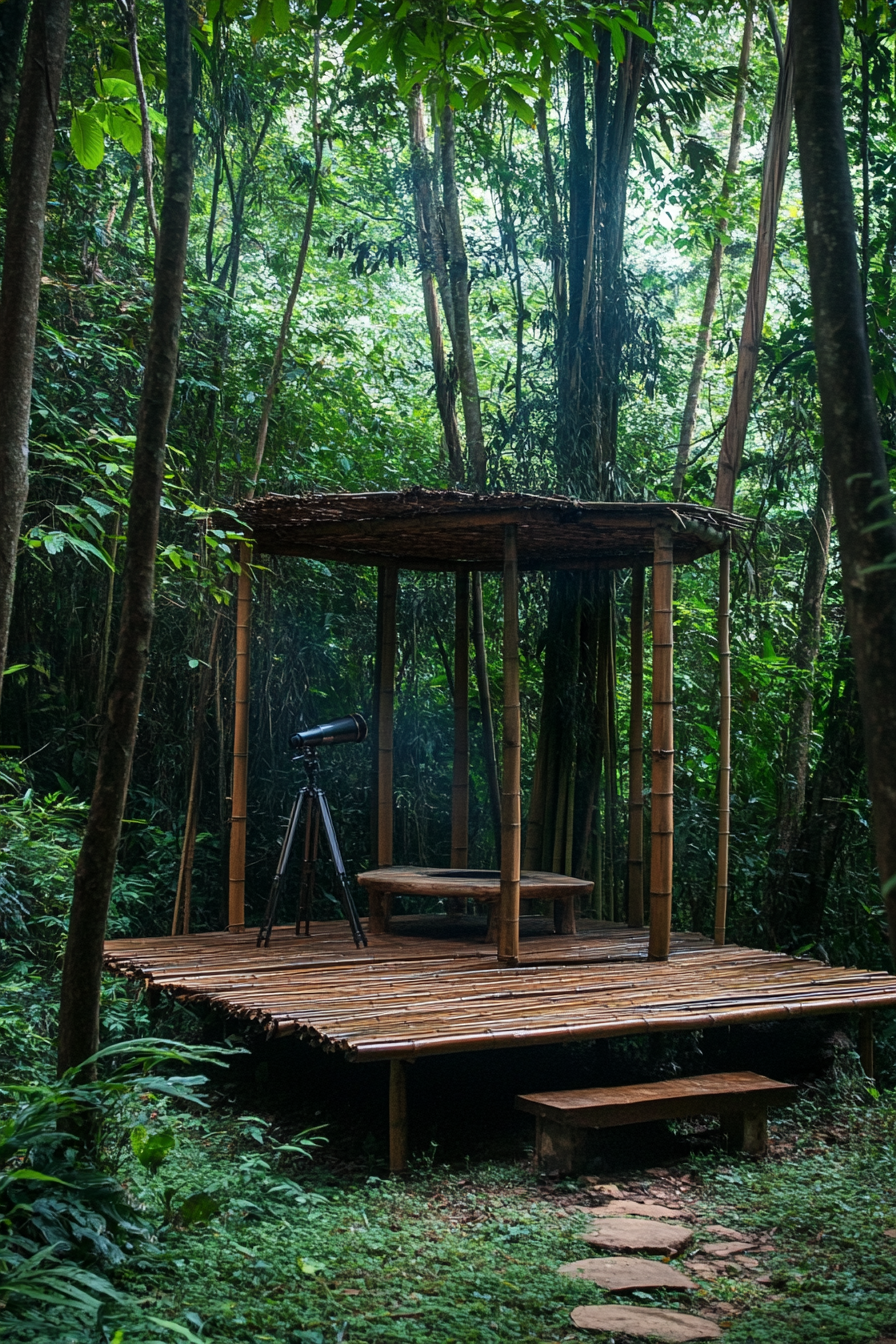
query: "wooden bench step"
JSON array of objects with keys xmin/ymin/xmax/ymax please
[{"xmin": 516, "ymin": 1071, "xmax": 797, "ymax": 1172}]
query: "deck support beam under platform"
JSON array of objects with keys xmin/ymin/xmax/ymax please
[
  {"xmin": 389, "ymin": 1057, "xmax": 408, "ymax": 1171},
  {"xmin": 648, "ymin": 527, "xmax": 674, "ymax": 960},
  {"xmin": 498, "ymin": 525, "xmax": 521, "ymax": 966}
]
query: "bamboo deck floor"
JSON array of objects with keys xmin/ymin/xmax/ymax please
[{"xmin": 103, "ymin": 915, "xmax": 896, "ymax": 1061}]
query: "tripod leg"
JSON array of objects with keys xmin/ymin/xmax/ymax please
[
  {"xmin": 315, "ymin": 787, "xmax": 368, "ymax": 948},
  {"xmin": 297, "ymin": 797, "xmax": 320, "ymax": 936},
  {"xmin": 257, "ymin": 790, "xmax": 307, "ymax": 948}
]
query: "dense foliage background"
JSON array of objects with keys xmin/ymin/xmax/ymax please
[{"xmin": 2, "ymin": 0, "xmax": 895, "ymax": 968}]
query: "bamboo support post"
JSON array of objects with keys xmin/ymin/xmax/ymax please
[
  {"xmin": 371, "ymin": 564, "xmax": 398, "ymax": 933},
  {"xmin": 714, "ymin": 540, "xmax": 732, "ymax": 945},
  {"xmin": 227, "ymin": 541, "xmax": 252, "ymax": 932},
  {"xmin": 648, "ymin": 527, "xmax": 674, "ymax": 961},
  {"xmin": 627, "ymin": 565, "xmax": 645, "ymax": 927},
  {"xmin": 498, "ymin": 525, "xmax": 521, "ymax": 966},
  {"xmin": 450, "ymin": 571, "xmax": 470, "ymax": 914},
  {"xmin": 859, "ymin": 1008, "xmax": 874, "ymax": 1081},
  {"xmin": 389, "ymin": 1057, "xmax": 408, "ymax": 1172}
]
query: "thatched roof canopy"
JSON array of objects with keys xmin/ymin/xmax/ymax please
[{"xmin": 234, "ymin": 489, "xmax": 747, "ymax": 571}]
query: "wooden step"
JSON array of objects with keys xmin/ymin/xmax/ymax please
[{"xmin": 517, "ymin": 1071, "xmax": 797, "ymax": 1171}]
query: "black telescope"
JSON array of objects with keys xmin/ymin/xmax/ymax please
[{"xmin": 290, "ymin": 713, "xmax": 367, "ymax": 752}]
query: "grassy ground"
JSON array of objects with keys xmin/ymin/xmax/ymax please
[{"xmin": 3, "ymin": 970, "xmax": 896, "ymax": 1344}]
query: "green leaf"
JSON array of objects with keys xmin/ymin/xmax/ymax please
[
  {"xmin": 178, "ymin": 1190, "xmax": 221, "ymax": 1225},
  {"xmin": 108, "ymin": 109, "xmax": 143, "ymax": 155},
  {"xmin": 272, "ymin": 0, "xmax": 290, "ymax": 29},
  {"xmin": 250, "ymin": 0, "xmax": 272, "ymax": 42},
  {"xmin": 70, "ymin": 110, "xmax": 104, "ymax": 170},
  {"xmin": 95, "ymin": 75, "xmax": 138, "ymax": 99},
  {"xmin": 130, "ymin": 1124, "xmax": 176, "ymax": 1173},
  {"xmin": 609, "ymin": 18, "xmax": 627, "ymax": 64}
]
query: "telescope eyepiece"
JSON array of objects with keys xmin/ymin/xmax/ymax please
[{"xmin": 290, "ymin": 713, "xmax": 368, "ymax": 752}]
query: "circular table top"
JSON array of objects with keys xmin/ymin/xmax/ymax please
[{"xmin": 356, "ymin": 866, "xmax": 593, "ymax": 900}]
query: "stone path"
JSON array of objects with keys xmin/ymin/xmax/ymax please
[{"xmin": 556, "ymin": 1167, "xmax": 778, "ymax": 1339}]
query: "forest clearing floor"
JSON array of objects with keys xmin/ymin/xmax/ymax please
[
  {"xmin": 3, "ymin": 968, "xmax": 896, "ymax": 1344},
  {"xmin": 105, "ymin": 1085, "xmax": 896, "ymax": 1344}
]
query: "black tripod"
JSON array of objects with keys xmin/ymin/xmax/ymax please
[{"xmin": 257, "ymin": 749, "xmax": 367, "ymax": 949}]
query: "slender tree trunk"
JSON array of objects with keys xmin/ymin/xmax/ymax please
[
  {"xmin": 777, "ymin": 468, "xmax": 833, "ymax": 851},
  {"xmin": 58, "ymin": 0, "xmax": 194, "ymax": 1077},
  {"xmin": 673, "ymin": 4, "xmax": 754, "ymax": 497},
  {"xmin": 250, "ymin": 35, "xmax": 321, "ymax": 491},
  {"xmin": 785, "ymin": 632, "xmax": 864, "ymax": 939},
  {"xmin": 714, "ymin": 20, "xmax": 793, "ymax": 511},
  {"xmin": 408, "ymin": 88, "xmax": 463, "ymax": 482},
  {"xmin": 792, "ymin": 0, "xmax": 896, "ymax": 960},
  {"xmin": 116, "ymin": 0, "xmax": 159, "ymax": 243},
  {"xmin": 0, "ymin": 0, "xmax": 71, "ymax": 709},
  {"xmin": 472, "ymin": 571, "xmax": 501, "ymax": 858},
  {"xmin": 0, "ymin": 0, "xmax": 29, "ymax": 177},
  {"xmin": 171, "ymin": 612, "xmax": 221, "ymax": 935},
  {"xmin": 440, "ymin": 103, "xmax": 486, "ymax": 490}
]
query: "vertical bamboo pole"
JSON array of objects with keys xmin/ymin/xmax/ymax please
[
  {"xmin": 389, "ymin": 1057, "xmax": 408, "ymax": 1171},
  {"xmin": 370, "ymin": 568, "xmax": 384, "ymax": 866},
  {"xmin": 371, "ymin": 564, "xmax": 398, "ymax": 933},
  {"xmin": 450, "ymin": 571, "xmax": 470, "ymax": 905},
  {"xmin": 714, "ymin": 540, "xmax": 732, "ymax": 945},
  {"xmin": 227, "ymin": 541, "xmax": 251, "ymax": 932},
  {"xmin": 627, "ymin": 565, "xmax": 645, "ymax": 927},
  {"xmin": 648, "ymin": 527, "xmax": 674, "ymax": 961},
  {"xmin": 498, "ymin": 525, "xmax": 521, "ymax": 966}
]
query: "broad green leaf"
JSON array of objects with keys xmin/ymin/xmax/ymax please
[
  {"xmin": 250, "ymin": 0, "xmax": 272, "ymax": 42},
  {"xmin": 272, "ymin": 0, "xmax": 290, "ymax": 29},
  {"xmin": 108, "ymin": 109, "xmax": 143, "ymax": 155},
  {"xmin": 70, "ymin": 110, "xmax": 104, "ymax": 170},
  {"xmin": 95, "ymin": 75, "xmax": 137, "ymax": 99},
  {"xmin": 609, "ymin": 18, "xmax": 627, "ymax": 64}
]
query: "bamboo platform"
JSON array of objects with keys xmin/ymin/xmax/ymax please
[{"xmin": 104, "ymin": 914, "xmax": 896, "ymax": 1061}]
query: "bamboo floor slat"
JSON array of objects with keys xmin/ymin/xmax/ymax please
[{"xmin": 103, "ymin": 915, "xmax": 896, "ymax": 1060}]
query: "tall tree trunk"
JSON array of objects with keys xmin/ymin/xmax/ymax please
[
  {"xmin": 791, "ymin": 0, "xmax": 896, "ymax": 961},
  {"xmin": 784, "ymin": 632, "xmax": 864, "ymax": 940},
  {"xmin": 673, "ymin": 4, "xmax": 754, "ymax": 497},
  {"xmin": 777, "ymin": 468, "xmax": 834, "ymax": 852},
  {"xmin": 714, "ymin": 18, "xmax": 794, "ymax": 511},
  {"xmin": 0, "ymin": 0, "xmax": 71, "ymax": 709},
  {"xmin": 526, "ymin": 30, "xmax": 650, "ymax": 876},
  {"xmin": 58, "ymin": 0, "xmax": 194, "ymax": 1078},
  {"xmin": 408, "ymin": 87, "xmax": 463, "ymax": 482},
  {"xmin": 440, "ymin": 103, "xmax": 486, "ymax": 490},
  {"xmin": 0, "ymin": 0, "xmax": 29, "ymax": 177}
]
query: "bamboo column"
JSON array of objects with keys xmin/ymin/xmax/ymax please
[
  {"xmin": 714, "ymin": 540, "xmax": 732, "ymax": 945},
  {"xmin": 227, "ymin": 541, "xmax": 252, "ymax": 932},
  {"xmin": 498, "ymin": 525, "xmax": 521, "ymax": 966},
  {"xmin": 627, "ymin": 565, "xmax": 645, "ymax": 927},
  {"xmin": 450, "ymin": 571, "xmax": 470, "ymax": 913},
  {"xmin": 648, "ymin": 527, "xmax": 674, "ymax": 961},
  {"xmin": 371, "ymin": 564, "xmax": 398, "ymax": 934},
  {"xmin": 389, "ymin": 1057, "xmax": 408, "ymax": 1171}
]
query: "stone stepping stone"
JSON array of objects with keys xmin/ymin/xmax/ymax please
[
  {"xmin": 701, "ymin": 1240, "xmax": 755, "ymax": 1257},
  {"xmin": 571, "ymin": 1305, "xmax": 722, "ymax": 1340},
  {"xmin": 583, "ymin": 1217, "xmax": 693, "ymax": 1255},
  {"xmin": 559, "ymin": 1256, "xmax": 695, "ymax": 1291},
  {"xmin": 585, "ymin": 1200, "xmax": 687, "ymax": 1220}
]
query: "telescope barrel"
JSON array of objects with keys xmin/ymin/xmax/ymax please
[{"xmin": 290, "ymin": 713, "xmax": 367, "ymax": 752}]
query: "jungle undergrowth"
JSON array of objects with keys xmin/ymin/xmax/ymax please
[{"xmin": 2, "ymin": 964, "xmax": 895, "ymax": 1344}]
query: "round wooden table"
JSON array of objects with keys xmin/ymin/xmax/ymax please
[{"xmin": 356, "ymin": 866, "xmax": 593, "ymax": 936}]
